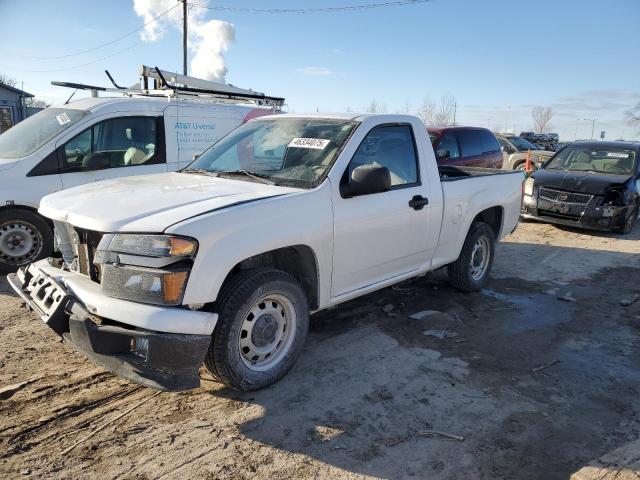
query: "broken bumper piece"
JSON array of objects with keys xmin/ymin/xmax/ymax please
[
  {"xmin": 7, "ymin": 262, "xmax": 213, "ymax": 391},
  {"xmin": 521, "ymin": 200, "xmax": 634, "ymax": 232}
]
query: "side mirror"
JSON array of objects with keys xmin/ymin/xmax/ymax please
[
  {"xmin": 436, "ymin": 149, "xmax": 451, "ymax": 159},
  {"xmin": 82, "ymin": 152, "xmax": 110, "ymax": 171},
  {"xmin": 341, "ymin": 164, "xmax": 391, "ymax": 198}
]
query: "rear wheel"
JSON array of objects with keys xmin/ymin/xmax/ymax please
[
  {"xmin": 0, "ymin": 209, "xmax": 53, "ymax": 273},
  {"xmin": 447, "ymin": 222, "xmax": 495, "ymax": 292},
  {"xmin": 205, "ymin": 268, "xmax": 310, "ymax": 391}
]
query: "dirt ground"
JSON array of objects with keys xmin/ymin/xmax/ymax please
[{"xmin": 1, "ymin": 221, "xmax": 639, "ymax": 480}]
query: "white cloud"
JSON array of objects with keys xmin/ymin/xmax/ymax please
[
  {"xmin": 132, "ymin": 0, "xmax": 235, "ymax": 83},
  {"xmin": 297, "ymin": 66, "xmax": 333, "ymax": 76}
]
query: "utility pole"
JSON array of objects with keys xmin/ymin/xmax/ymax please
[{"xmin": 182, "ymin": 0, "xmax": 188, "ymax": 76}]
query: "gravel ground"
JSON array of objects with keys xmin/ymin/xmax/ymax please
[{"xmin": 1, "ymin": 221, "xmax": 639, "ymax": 480}]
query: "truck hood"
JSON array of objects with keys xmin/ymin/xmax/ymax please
[
  {"xmin": 0, "ymin": 158, "xmax": 19, "ymax": 172},
  {"xmin": 532, "ymin": 168, "xmax": 632, "ymax": 195},
  {"xmin": 39, "ymin": 172, "xmax": 302, "ymax": 232}
]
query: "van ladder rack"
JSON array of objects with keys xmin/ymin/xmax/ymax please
[{"xmin": 51, "ymin": 66, "xmax": 285, "ymax": 108}]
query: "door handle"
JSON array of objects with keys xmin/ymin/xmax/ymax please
[{"xmin": 409, "ymin": 195, "xmax": 429, "ymax": 210}]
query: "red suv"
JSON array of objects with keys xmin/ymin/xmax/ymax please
[{"xmin": 428, "ymin": 126, "xmax": 502, "ymax": 168}]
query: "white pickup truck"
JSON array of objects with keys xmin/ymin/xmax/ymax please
[{"xmin": 9, "ymin": 113, "xmax": 522, "ymax": 391}]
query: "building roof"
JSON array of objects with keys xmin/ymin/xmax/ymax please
[{"xmin": 0, "ymin": 82, "xmax": 34, "ymax": 97}]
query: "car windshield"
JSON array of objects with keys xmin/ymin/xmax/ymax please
[
  {"xmin": 0, "ymin": 107, "xmax": 88, "ymax": 159},
  {"xmin": 545, "ymin": 145, "xmax": 637, "ymax": 175},
  {"xmin": 186, "ymin": 118, "xmax": 357, "ymax": 188},
  {"xmin": 428, "ymin": 132, "xmax": 438, "ymax": 145},
  {"xmin": 507, "ymin": 136, "xmax": 538, "ymax": 151}
]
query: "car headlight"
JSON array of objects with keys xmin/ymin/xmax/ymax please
[
  {"xmin": 524, "ymin": 177, "xmax": 535, "ymax": 196},
  {"xmin": 96, "ymin": 234, "xmax": 197, "ymax": 306}
]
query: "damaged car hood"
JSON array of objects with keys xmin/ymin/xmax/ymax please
[
  {"xmin": 532, "ymin": 169, "xmax": 632, "ymax": 194},
  {"xmin": 39, "ymin": 172, "xmax": 302, "ymax": 232}
]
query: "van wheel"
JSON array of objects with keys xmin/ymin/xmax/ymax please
[
  {"xmin": 447, "ymin": 222, "xmax": 495, "ymax": 292},
  {"xmin": 205, "ymin": 268, "xmax": 309, "ymax": 391},
  {"xmin": 0, "ymin": 210, "xmax": 53, "ymax": 273}
]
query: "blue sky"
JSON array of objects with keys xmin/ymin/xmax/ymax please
[{"xmin": 1, "ymin": 0, "xmax": 639, "ymax": 140}]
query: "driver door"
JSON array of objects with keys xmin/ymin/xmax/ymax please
[{"xmin": 331, "ymin": 124, "xmax": 432, "ymax": 297}]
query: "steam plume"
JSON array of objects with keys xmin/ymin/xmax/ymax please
[{"xmin": 133, "ymin": 0, "xmax": 235, "ymax": 82}]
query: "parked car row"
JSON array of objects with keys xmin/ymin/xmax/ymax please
[{"xmin": 520, "ymin": 131, "xmax": 559, "ymax": 151}]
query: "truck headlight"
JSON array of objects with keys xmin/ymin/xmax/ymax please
[
  {"xmin": 101, "ymin": 264, "xmax": 189, "ymax": 306},
  {"xmin": 524, "ymin": 177, "xmax": 535, "ymax": 196},
  {"xmin": 96, "ymin": 234, "xmax": 197, "ymax": 306},
  {"xmin": 108, "ymin": 234, "xmax": 196, "ymax": 258}
]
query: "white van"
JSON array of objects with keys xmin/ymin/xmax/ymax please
[{"xmin": 0, "ymin": 95, "xmax": 280, "ymax": 271}]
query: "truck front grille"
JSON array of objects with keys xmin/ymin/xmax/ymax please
[
  {"xmin": 53, "ymin": 221, "xmax": 103, "ymax": 281},
  {"xmin": 538, "ymin": 188, "xmax": 592, "ymax": 205}
]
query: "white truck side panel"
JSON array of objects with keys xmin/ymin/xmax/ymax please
[{"xmin": 431, "ymin": 173, "xmax": 522, "ymax": 269}]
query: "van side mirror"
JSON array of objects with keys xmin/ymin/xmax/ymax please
[
  {"xmin": 82, "ymin": 152, "xmax": 110, "ymax": 171},
  {"xmin": 341, "ymin": 164, "xmax": 391, "ymax": 198}
]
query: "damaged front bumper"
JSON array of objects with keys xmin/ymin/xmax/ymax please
[
  {"xmin": 7, "ymin": 261, "xmax": 216, "ymax": 391},
  {"xmin": 521, "ymin": 195, "xmax": 635, "ymax": 232}
]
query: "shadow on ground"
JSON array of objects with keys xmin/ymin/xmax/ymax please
[{"xmin": 207, "ymin": 242, "xmax": 640, "ymax": 479}]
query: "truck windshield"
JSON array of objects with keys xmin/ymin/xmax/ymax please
[
  {"xmin": 545, "ymin": 145, "xmax": 637, "ymax": 175},
  {"xmin": 186, "ymin": 118, "xmax": 357, "ymax": 188},
  {"xmin": 0, "ymin": 108, "xmax": 88, "ymax": 159}
]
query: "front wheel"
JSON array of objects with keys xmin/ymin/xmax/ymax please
[
  {"xmin": 447, "ymin": 222, "xmax": 496, "ymax": 292},
  {"xmin": 618, "ymin": 206, "xmax": 638, "ymax": 234},
  {"xmin": 205, "ymin": 268, "xmax": 310, "ymax": 391},
  {"xmin": 0, "ymin": 209, "xmax": 54, "ymax": 273}
]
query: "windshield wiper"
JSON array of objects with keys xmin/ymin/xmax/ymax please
[
  {"xmin": 216, "ymin": 169, "xmax": 275, "ymax": 185},
  {"xmin": 180, "ymin": 168, "xmax": 218, "ymax": 176}
]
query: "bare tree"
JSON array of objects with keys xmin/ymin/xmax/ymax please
[
  {"xmin": 0, "ymin": 73, "xmax": 18, "ymax": 87},
  {"xmin": 532, "ymin": 106, "xmax": 554, "ymax": 133},
  {"xmin": 365, "ymin": 99, "xmax": 387, "ymax": 113},
  {"xmin": 434, "ymin": 94, "xmax": 456, "ymax": 126},
  {"xmin": 415, "ymin": 96, "xmax": 436, "ymax": 125},
  {"xmin": 626, "ymin": 102, "xmax": 640, "ymax": 126},
  {"xmin": 365, "ymin": 99, "xmax": 380, "ymax": 113},
  {"xmin": 395, "ymin": 99, "xmax": 412, "ymax": 115},
  {"xmin": 25, "ymin": 98, "xmax": 50, "ymax": 109}
]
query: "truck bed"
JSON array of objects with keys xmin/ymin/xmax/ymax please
[{"xmin": 439, "ymin": 165, "xmax": 523, "ymax": 181}]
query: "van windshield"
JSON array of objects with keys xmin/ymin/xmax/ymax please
[
  {"xmin": 185, "ymin": 118, "xmax": 357, "ymax": 188},
  {"xmin": 0, "ymin": 108, "xmax": 88, "ymax": 159}
]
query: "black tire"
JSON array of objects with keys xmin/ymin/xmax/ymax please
[
  {"xmin": 205, "ymin": 268, "xmax": 310, "ymax": 391},
  {"xmin": 0, "ymin": 209, "xmax": 54, "ymax": 274},
  {"xmin": 618, "ymin": 206, "xmax": 638, "ymax": 234},
  {"xmin": 447, "ymin": 222, "xmax": 496, "ymax": 292}
]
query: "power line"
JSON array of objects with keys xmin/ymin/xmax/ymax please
[
  {"xmin": 16, "ymin": 26, "xmax": 171, "ymax": 73},
  {"xmin": 189, "ymin": 0, "xmax": 432, "ymax": 14},
  {"xmin": 16, "ymin": 4, "xmax": 178, "ymax": 60}
]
